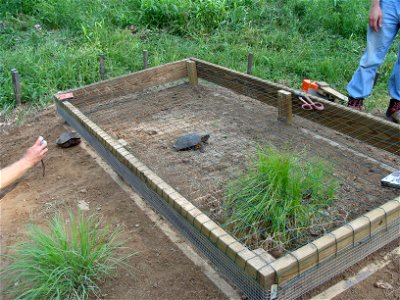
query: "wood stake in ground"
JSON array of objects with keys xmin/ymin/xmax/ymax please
[
  {"xmin": 187, "ymin": 60, "xmax": 198, "ymax": 86},
  {"xmin": 278, "ymin": 90, "xmax": 292, "ymax": 124},
  {"xmin": 11, "ymin": 68, "xmax": 21, "ymax": 106}
]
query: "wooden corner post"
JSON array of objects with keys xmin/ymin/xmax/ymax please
[
  {"xmin": 186, "ymin": 60, "xmax": 198, "ymax": 86},
  {"xmin": 277, "ymin": 90, "xmax": 292, "ymax": 124}
]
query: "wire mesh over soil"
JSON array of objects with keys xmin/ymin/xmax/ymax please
[{"xmin": 75, "ymin": 81, "xmax": 399, "ymax": 255}]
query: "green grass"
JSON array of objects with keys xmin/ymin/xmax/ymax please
[
  {"xmin": 0, "ymin": 212, "xmax": 136, "ymax": 300},
  {"xmin": 223, "ymin": 146, "xmax": 338, "ymax": 248},
  {"xmin": 1, "ymin": 0, "xmax": 399, "ymax": 112}
]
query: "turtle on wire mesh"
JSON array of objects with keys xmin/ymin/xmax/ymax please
[
  {"xmin": 56, "ymin": 131, "xmax": 81, "ymax": 148},
  {"xmin": 173, "ymin": 133, "xmax": 210, "ymax": 151}
]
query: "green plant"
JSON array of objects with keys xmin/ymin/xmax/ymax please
[
  {"xmin": 223, "ymin": 145, "xmax": 338, "ymax": 247},
  {"xmin": 1, "ymin": 212, "xmax": 136, "ymax": 300}
]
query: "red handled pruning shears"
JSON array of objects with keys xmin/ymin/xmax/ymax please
[{"xmin": 293, "ymin": 91, "xmax": 325, "ymax": 111}]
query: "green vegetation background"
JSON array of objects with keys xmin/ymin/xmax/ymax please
[{"xmin": 1, "ymin": 0, "xmax": 399, "ymax": 112}]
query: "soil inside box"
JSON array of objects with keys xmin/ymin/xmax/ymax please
[{"xmin": 75, "ymin": 81, "xmax": 399, "ymax": 254}]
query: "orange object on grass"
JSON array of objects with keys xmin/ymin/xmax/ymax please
[{"xmin": 301, "ymin": 79, "xmax": 319, "ymax": 93}]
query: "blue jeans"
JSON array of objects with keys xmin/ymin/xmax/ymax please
[{"xmin": 347, "ymin": 0, "xmax": 400, "ymax": 100}]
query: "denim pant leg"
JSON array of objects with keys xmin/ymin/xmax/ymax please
[
  {"xmin": 347, "ymin": 0, "xmax": 400, "ymax": 99},
  {"xmin": 388, "ymin": 43, "xmax": 400, "ymax": 100}
]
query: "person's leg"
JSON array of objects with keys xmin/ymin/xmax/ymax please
[
  {"xmin": 385, "ymin": 42, "xmax": 400, "ymax": 122},
  {"xmin": 347, "ymin": 0, "xmax": 399, "ymax": 100},
  {"xmin": 388, "ymin": 43, "xmax": 400, "ymax": 101}
]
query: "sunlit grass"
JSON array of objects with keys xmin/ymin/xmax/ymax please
[
  {"xmin": 1, "ymin": 212, "xmax": 136, "ymax": 300},
  {"xmin": 223, "ymin": 146, "xmax": 339, "ymax": 247},
  {"xmin": 1, "ymin": 0, "xmax": 398, "ymax": 112}
]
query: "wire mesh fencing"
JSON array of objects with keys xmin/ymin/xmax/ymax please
[{"xmin": 56, "ymin": 57, "xmax": 399, "ymax": 299}]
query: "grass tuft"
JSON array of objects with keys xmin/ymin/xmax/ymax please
[
  {"xmin": 223, "ymin": 145, "xmax": 338, "ymax": 248},
  {"xmin": 1, "ymin": 212, "xmax": 136, "ymax": 300}
]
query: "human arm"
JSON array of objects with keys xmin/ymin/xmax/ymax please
[
  {"xmin": 0, "ymin": 136, "xmax": 48, "ymax": 189},
  {"xmin": 369, "ymin": 0, "xmax": 382, "ymax": 32}
]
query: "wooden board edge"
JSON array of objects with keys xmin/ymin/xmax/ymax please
[
  {"xmin": 55, "ymin": 59, "xmax": 189, "ymax": 104},
  {"xmin": 267, "ymin": 196, "xmax": 400, "ymax": 285},
  {"xmin": 191, "ymin": 58, "xmax": 400, "ymax": 156}
]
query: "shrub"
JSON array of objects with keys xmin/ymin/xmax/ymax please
[
  {"xmin": 223, "ymin": 145, "xmax": 338, "ymax": 248},
  {"xmin": 1, "ymin": 212, "xmax": 136, "ymax": 300}
]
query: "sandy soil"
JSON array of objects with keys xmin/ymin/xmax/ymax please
[{"xmin": 0, "ymin": 107, "xmax": 227, "ymax": 300}]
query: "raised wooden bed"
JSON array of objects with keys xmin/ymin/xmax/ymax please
[{"xmin": 55, "ymin": 58, "xmax": 400, "ymax": 299}]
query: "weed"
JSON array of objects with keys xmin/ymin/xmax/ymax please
[
  {"xmin": 1, "ymin": 212, "xmax": 136, "ymax": 300},
  {"xmin": 1, "ymin": 0, "xmax": 398, "ymax": 111},
  {"xmin": 223, "ymin": 145, "xmax": 338, "ymax": 248}
]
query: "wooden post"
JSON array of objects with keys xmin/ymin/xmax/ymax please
[
  {"xmin": 247, "ymin": 52, "xmax": 254, "ymax": 75},
  {"xmin": 11, "ymin": 68, "xmax": 21, "ymax": 106},
  {"xmin": 277, "ymin": 90, "xmax": 292, "ymax": 124},
  {"xmin": 186, "ymin": 60, "xmax": 198, "ymax": 86},
  {"xmin": 99, "ymin": 53, "xmax": 105, "ymax": 80},
  {"xmin": 143, "ymin": 50, "xmax": 148, "ymax": 69}
]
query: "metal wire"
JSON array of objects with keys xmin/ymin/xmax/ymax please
[
  {"xmin": 56, "ymin": 102, "xmax": 269, "ymax": 300},
  {"xmin": 71, "ymin": 78, "xmax": 399, "ymax": 254},
  {"xmin": 56, "ymin": 63, "xmax": 400, "ymax": 299}
]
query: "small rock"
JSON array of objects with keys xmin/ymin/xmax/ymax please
[
  {"xmin": 374, "ymin": 280, "xmax": 393, "ymax": 289},
  {"xmin": 77, "ymin": 200, "xmax": 89, "ymax": 211},
  {"xmin": 146, "ymin": 130, "xmax": 157, "ymax": 135},
  {"xmin": 97, "ymin": 207, "xmax": 101, "ymax": 211},
  {"xmin": 135, "ymin": 224, "xmax": 140, "ymax": 228},
  {"xmin": 79, "ymin": 189, "xmax": 87, "ymax": 193}
]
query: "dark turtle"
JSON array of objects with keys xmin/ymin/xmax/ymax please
[
  {"xmin": 56, "ymin": 131, "xmax": 81, "ymax": 148},
  {"xmin": 173, "ymin": 133, "xmax": 210, "ymax": 151}
]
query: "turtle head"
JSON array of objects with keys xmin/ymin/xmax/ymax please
[{"xmin": 201, "ymin": 134, "xmax": 210, "ymax": 143}]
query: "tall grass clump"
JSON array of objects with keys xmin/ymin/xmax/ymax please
[
  {"xmin": 1, "ymin": 212, "xmax": 135, "ymax": 300},
  {"xmin": 223, "ymin": 146, "xmax": 338, "ymax": 248},
  {"xmin": 138, "ymin": 0, "xmax": 227, "ymax": 35}
]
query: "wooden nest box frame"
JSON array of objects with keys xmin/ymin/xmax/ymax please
[{"xmin": 55, "ymin": 58, "xmax": 400, "ymax": 300}]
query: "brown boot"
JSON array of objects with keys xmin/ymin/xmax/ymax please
[
  {"xmin": 385, "ymin": 99, "xmax": 400, "ymax": 123},
  {"xmin": 347, "ymin": 97, "xmax": 365, "ymax": 111}
]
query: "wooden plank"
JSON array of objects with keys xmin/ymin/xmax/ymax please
[
  {"xmin": 253, "ymin": 248, "xmax": 276, "ymax": 264},
  {"xmin": 186, "ymin": 60, "xmax": 198, "ymax": 86},
  {"xmin": 192, "ymin": 58, "xmax": 400, "ymax": 156},
  {"xmin": 267, "ymin": 198, "xmax": 400, "ymax": 284},
  {"xmin": 64, "ymin": 59, "xmax": 188, "ymax": 107},
  {"xmin": 277, "ymin": 90, "xmax": 292, "ymax": 124}
]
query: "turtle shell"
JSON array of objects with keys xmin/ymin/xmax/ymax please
[
  {"xmin": 56, "ymin": 131, "xmax": 81, "ymax": 148},
  {"xmin": 173, "ymin": 133, "xmax": 209, "ymax": 150}
]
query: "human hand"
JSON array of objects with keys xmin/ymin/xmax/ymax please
[
  {"xmin": 368, "ymin": 3, "xmax": 382, "ymax": 32},
  {"xmin": 22, "ymin": 136, "xmax": 48, "ymax": 169}
]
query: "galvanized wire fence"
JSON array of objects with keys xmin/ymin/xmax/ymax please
[
  {"xmin": 54, "ymin": 56, "xmax": 399, "ymax": 299},
  {"xmin": 73, "ymin": 71, "xmax": 399, "ymax": 256}
]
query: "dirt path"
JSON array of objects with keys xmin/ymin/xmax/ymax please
[{"xmin": 0, "ymin": 107, "xmax": 228, "ymax": 300}]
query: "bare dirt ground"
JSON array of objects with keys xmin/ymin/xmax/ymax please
[
  {"xmin": 1, "ymin": 89, "xmax": 399, "ymax": 299},
  {"xmin": 77, "ymin": 82, "xmax": 399, "ymax": 253},
  {"xmin": 0, "ymin": 107, "xmax": 227, "ymax": 300}
]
